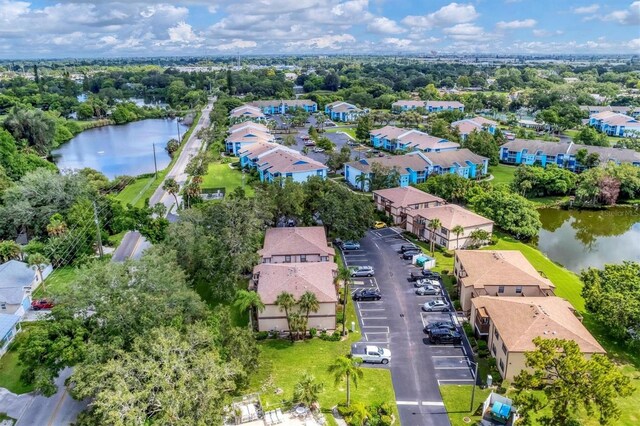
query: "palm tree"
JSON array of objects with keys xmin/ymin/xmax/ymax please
[
  {"xmin": 315, "ymin": 112, "xmax": 327, "ymax": 131},
  {"xmin": 469, "ymin": 229, "xmax": 490, "ymax": 247},
  {"xmin": 451, "ymin": 225, "xmax": 465, "ymax": 250},
  {"xmin": 335, "ymin": 266, "xmax": 352, "ymax": 336},
  {"xmin": 289, "ymin": 312, "xmax": 305, "ymax": 341},
  {"xmin": 46, "ymin": 214, "xmax": 67, "ymax": 236},
  {"xmin": 0, "ymin": 240, "xmax": 21, "ymax": 263},
  {"xmin": 427, "ymin": 218, "xmax": 442, "ymax": 255},
  {"xmin": 275, "ymin": 291, "xmax": 296, "ymax": 341},
  {"xmin": 233, "ymin": 290, "xmax": 265, "ymax": 330},
  {"xmin": 355, "ymin": 173, "xmax": 369, "ymax": 192},
  {"xmin": 293, "ymin": 373, "xmax": 324, "ymax": 408},
  {"xmin": 298, "ymin": 291, "xmax": 320, "ymax": 340},
  {"xmin": 327, "ymin": 355, "xmax": 364, "ymax": 407},
  {"xmin": 162, "ymin": 178, "xmax": 180, "ymax": 211},
  {"xmin": 27, "ymin": 253, "xmax": 49, "ymax": 293}
]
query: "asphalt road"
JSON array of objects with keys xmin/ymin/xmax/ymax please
[
  {"xmin": 342, "ymin": 228, "xmax": 475, "ymax": 426},
  {"xmin": 112, "ymin": 98, "xmax": 215, "ymax": 262}
]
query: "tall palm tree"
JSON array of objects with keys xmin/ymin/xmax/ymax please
[
  {"xmin": 275, "ymin": 291, "xmax": 296, "ymax": 341},
  {"xmin": 293, "ymin": 373, "xmax": 324, "ymax": 408},
  {"xmin": 233, "ymin": 290, "xmax": 265, "ymax": 330},
  {"xmin": 451, "ymin": 225, "xmax": 465, "ymax": 250},
  {"xmin": 327, "ymin": 355, "xmax": 364, "ymax": 407},
  {"xmin": 427, "ymin": 218, "xmax": 442, "ymax": 255},
  {"xmin": 27, "ymin": 253, "xmax": 49, "ymax": 294},
  {"xmin": 0, "ymin": 240, "xmax": 21, "ymax": 263},
  {"xmin": 46, "ymin": 214, "xmax": 68, "ymax": 236},
  {"xmin": 335, "ymin": 266, "xmax": 353, "ymax": 336},
  {"xmin": 289, "ymin": 312, "xmax": 305, "ymax": 341},
  {"xmin": 298, "ymin": 291, "xmax": 320, "ymax": 340},
  {"xmin": 162, "ymin": 178, "xmax": 180, "ymax": 211},
  {"xmin": 355, "ymin": 173, "xmax": 369, "ymax": 192}
]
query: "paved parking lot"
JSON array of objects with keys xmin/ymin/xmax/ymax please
[{"xmin": 340, "ymin": 227, "xmax": 475, "ymax": 426}]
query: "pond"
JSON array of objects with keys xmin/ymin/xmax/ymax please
[
  {"xmin": 536, "ymin": 206, "xmax": 640, "ymax": 273},
  {"xmin": 52, "ymin": 118, "xmax": 187, "ymax": 179}
]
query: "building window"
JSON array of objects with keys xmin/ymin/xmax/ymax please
[
  {"xmin": 516, "ymin": 286, "xmax": 522, "ymax": 294},
  {"xmin": 499, "ymin": 359, "xmax": 505, "ymax": 372},
  {"xmin": 300, "ymin": 255, "xmax": 307, "ymax": 263},
  {"xmin": 498, "ymin": 286, "xmax": 505, "ymax": 294},
  {"xmin": 321, "ymin": 256, "xmax": 328, "ymax": 262},
  {"xmin": 502, "ymin": 343, "xmax": 507, "ymax": 354},
  {"xmin": 494, "ymin": 328, "xmax": 500, "ymax": 340},
  {"xmin": 284, "ymin": 255, "xmax": 291, "ymax": 263},
  {"xmin": 491, "ymin": 344, "xmax": 496, "ymax": 355},
  {"xmin": 0, "ymin": 303, "xmax": 5, "ymax": 310}
]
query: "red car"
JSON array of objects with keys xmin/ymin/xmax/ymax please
[{"xmin": 31, "ymin": 299, "xmax": 54, "ymax": 310}]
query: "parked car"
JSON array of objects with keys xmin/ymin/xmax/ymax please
[
  {"xmin": 428, "ymin": 328, "xmax": 462, "ymax": 344},
  {"xmin": 312, "ymin": 147, "xmax": 325, "ymax": 153},
  {"xmin": 373, "ymin": 221, "xmax": 386, "ymax": 229},
  {"xmin": 350, "ymin": 266, "xmax": 375, "ymax": 277},
  {"xmin": 31, "ymin": 299, "xmax": 54, "ymax": 310},
  {"xmin": 400, "ymin": 244, "xmax": 419, "ymax": 253},
  {"xmin": 402, "ymin": 250, "xmax": 421, "ymax": 260},
  {"xmin": 422, "ymin": 270, "xmax": 441, "ymax": 279},
  {"xmin": 415, "ymin": 278, "xmax": 441, "ymax": 288},
  {"xmin": 341, "ymin": 241, "xmax": 361, "ymax": 250},
  {"xmin": 352, "ymin": 289, "xmax": 382, "ymax": 301},
  {"xmin": 304, "ymin": 140, "xmax": 315, "ymax": 146},
  {"xmin": 422, "ymin": 299, "xmax": 450, "ymax": 312},
  {"xmin": 415, "ymin": 285, "xmax": 439, "ymax": 296},
  {"xmin": 351, "ymin": 343, "xmax": 391, "ymax": 364},
  {"xmin": 286, "ymin": 219, "xmax": 296, "ymax": 227},
  {"xmin": 424, "ymin": 321, "xmax": 457, "ymax": 334}
]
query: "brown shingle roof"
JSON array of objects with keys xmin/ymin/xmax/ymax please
[
  {"xmin": 229, "ymin": 122, "xmax": 269, "ymax": 133},
  {"xmin": 230, "ymin": 105, "xmax": 265, "ymax": 118},
  {"xmin": 238, "ymin": 141, "xmax": 281, "ymax": 159},
  {"xmin": 426, "ymin": 100, "xmax": 465, "ymax": 108},
  {"xmin": 392, "ymin": 100, "xmax": 426, "ymax": 108},
  {"xmin": 421, "ymin": 148, "xmax": 488, "ymax": 168},
  {"xmin": 259, "ymin": 226, "xmax": 333, "ymax": 258},
  {"xmin": 254, "ymin": 262, "xmax": 338, "ymax": 304},
  {"xmin": 370, "ymin": 125, "xmax": 411, "ymax": 140},
  {"xmin": 226, "ymin": 128, "xmax": 273, "ymax": 143},
  {"xmin": 326, "ymin": 101, "xmax": 361, "ymax": 113},
  {"xmin": 373, "ymin": 187, "xmax": 444, "ymax": 209},
  {"xmin": 472, "ymin": 296, "xmax": 605, "ymax": 353},
  {"xmin": 345, "ymin": 152, "xmax": 429, "ymax": 174},
  {"xmin": 257, "ymin": 149, "xmax": 327, "ymax": 174},
  {"xmin": 410, "ymin": 204, "xmax": 493, "ymax": 230},
  {"xmin": 456, "ymin": 250, "xmax": 553, "ymax": 290},
  {"xmin": 398, "ymin": 130, "xmax": 460, "ymax": 151}
]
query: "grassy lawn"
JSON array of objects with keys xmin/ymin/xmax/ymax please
[
  {"xmin": 114, "ymin": 173, "xmax": 166, "ymax": 208},
  {"xmin": 440, "ymin": 385, "xmax": 492, "ymax": 426},
  {"xmin": 32, "ymin": 266, "xmax": 82, "ymax": 299},
  {"xmin": 201, "ymin": 162, "xmax": 255, "ymax": 197},
  {"xmin": 325, "ymin": 127, "xmax": 356, "ymax": 139},
  {"xmin": 488, "ymin": 164, "xmax": 517, "ymax": 186},
  {"xmin": 564, "ymin": 129, "xmax": 621, "ymax": 146},
  {"xmin": 0, "ymin": 347, "xmax": 32, "ymax": 394}
]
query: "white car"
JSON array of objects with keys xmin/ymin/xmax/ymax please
[
  {"xmin": 312, "ymin": 147, "xmax": 325, "ymax": 153},
  {"xmin": 422, "ymin": 299, "xmax": 450, "ymax": 312},
  {"xmin": 415, "ymin": 285, "xmax": 440, "ymax": 296},
  {"xmin": 350, "ymin": 266, "xmax": 375, "ymax": 277},
  {"xmin": 414, "ymin": 278, "xmax": 441, "ymax": 288}
]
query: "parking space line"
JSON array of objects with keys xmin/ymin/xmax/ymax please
[
  {"xmin": 361, "ymin": 326, "xmax": 389, "ymax": 332},
  {"xmin": 421, "ymin": 401, "xmax": 445, "ymax": 406},
  {"xmin": 362, "ymin": 317, "xmax": 388, "ymax": 320},
  {"xmin": 431, "ymin": 356, "xmax": 468, "ymax": 358},
  {"xmin": 435, "ymin": 367, "xmax": 472, "ymax": 370},
  {"xmin": 437, "ymin": 379, "xmax": 475, "ymax": 384},
  {"xmin": 395, "ymin": 401, "xmax": 419, "ymax": 406},
  {"xmin": 359, "ymin": 308, "xmax": 385, "ymax": 312}
]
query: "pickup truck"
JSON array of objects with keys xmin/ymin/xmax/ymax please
[{"xmin": 351, "ymin": 343, "xmax": 391, "ymax": 364}]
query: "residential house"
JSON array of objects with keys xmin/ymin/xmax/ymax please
[
  {"xmin": 470, "ymin": 296, "xmax": 605, "ymax": 380},
  {"xmin": 454, "ymin": 250, "xmax": 555, "ymax": 313},
  {"xmin": 391, "ymin": 100, "xmax": 465, "ymax": 113},
  {"xmin": 228, "ymin": 122, "xmax": 270, "ymax": 134},
  {"xmin": 580, "ymin": 105, "xmax": 638, "ymax": 118},
  {"xmin": 500, "ymin": 139, "xmax": 640, "ymax": 170},
  {"xmin": 373, "ymin": 187, "xmax": 445, "ymax": 225},
  {"xmin": 229, "ymin": 105, "xmax": 266, "ymax": 124},
  {"xmin": 517, "ymin": 119, "xmax": 544, "ymax": 131},
  {"xmin": 258, "ymin": 227, "xmax": 334, "ymax": 264},
  {"xmin": 325, "ymin": 101, "xmax": 364, "ymax": 122},
  {"xmin": 588, "ymin": 111, "xmax": 640, "ymax": 137},
  {"xmin": 225, "ymin": 127, "xmax": 274, "ymax": 155},
  {"xmin": 451, "ymin": 116, "xmax": 498, "ymax": 139},
  {"xmin": 252, "ymin": 262, "xmax": 338, "ymax": 332},
  {"xmin": 406, "ymin": 205, "xmax": 494, "ymax": 252},
  {"xmin": 0, "ymin": 314, "xmax": 19, "ymax": 357},
  {"xmin": 370, "ymin": 126, "xmax": 459, "ymax": 153},
  {"xmin": 250, "ymin": 99, "xmax": 317, "ymax": 115},
  {"xmin": 391, "ymin": 100, "xmax": 427, "ymax": 112},
  {"xmin": 0, "ymin": 260, "xmax": 51, "ymax": 317},
  {"xmin": 344, "ymin": 149, "xmax": 488, "ymax": 191}
]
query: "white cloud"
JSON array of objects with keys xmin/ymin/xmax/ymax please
[
  {"xmin": 602, "ymin": 1, "xmax": 640, "ymax": 25},
  {"xmin": 215, "ymin": 39, "xmax": 257, "ymax": 50},
  {"xmin": 402, "ymin": 2, "xmax": 479, "ymax": 29},
  {"xmin": 285, "ymin": 33, "xmax": 356, "ymax": 49},
  {"xmin": 367, "ymin": 17, "xmax": 404, "ymax": 34},
  {"xmin": 166, "ymin": 21, "xmax": 203, "ymax": 45},
  {"xmin": 532, "ymin": 29, "xmax": 563, "ymax": 37},
  {"xmin": 628, "ymin": 38, "xmax": 640, "ymax": 50},
  {"xmin": 496, "ymin": 19, "xmax": 536, "ymax": 29},
  {"xmin": 573, "ymin": 4, "xmax": 599, "ymax": 14},
  {"xmin": 443, "ymin": 23, "xmax": 485, "ymax": 40},
  {"xmin": 382, "ymin": 37, "xmax": 412, "ymax": 48}
]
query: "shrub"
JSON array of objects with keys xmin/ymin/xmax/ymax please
[
  {"xmin": 453, "ymin": 300, "xmax": 462, "ymax": 311},
  {"xmin": 320, "ymin": 331, "xmax": 342, "ymax": 341},
  {"xmin": 477, "ymin": 340, "xmax": 488, "ymax": 351},
  {"xmin": 468, "ymin": 336, "xmax": 477, "ymax": 350},
  {"xmin": 462, "ymin": 322, "xmax": 473, "ymax": 338},
  {"xmin": 309, "ymin": 328, "xmax": 318, "ymax": 338},
  {"xmin": 255, "ymin": 331, "xmax": 269, "ymax": 341}
]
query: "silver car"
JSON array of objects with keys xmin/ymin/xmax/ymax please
[
  {"xmin": 350, "ymin": 266, "xmax": 375, "ymax": 277},
  {"xmin": 422, "ymin": 299, "xmax": 450, "ymax": 312},
  {"xmin": 414, "ymin": 278, "xmax": 441, "ymax": 288},
  {"xmin": 415, "ymin": 285, "xmax": 440, "ymax": 296}
]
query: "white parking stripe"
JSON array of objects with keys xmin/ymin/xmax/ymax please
[
  {"xmin": 362, "ymin": 317, "xmax": 388, "ymax": 320},
  {"xmin": 431, "ymin": 356, "xmax": 468, "ymax": 358},
  {"xmin": 437, "ymin": 379, "xmax": 475, "ymax": 384},
  {"xmin": 395, "ymin": 401, "xmax": 419, "ymax": 406},
  {"xmin": 435, "ymin": 367, "xmax": 472, "ymax": 370},
  {"xmin": 421, "ymin": 401, "xmax": 445, "ymax": 406}
]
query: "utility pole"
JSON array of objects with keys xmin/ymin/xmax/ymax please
[
  {"xmin": 177, "ymin": 120, "xmax": 182, "ymax": 142},
  {"xmin": 152, "ymin": 143, "xmax": 158, "ymax": 179},
  {"xmin": 470, "ymin": 360, "xmax": 479, "ymax": 412},
  {"xmin": 92, "ymin": 201, "xmax": 103, "ymax": 258}
]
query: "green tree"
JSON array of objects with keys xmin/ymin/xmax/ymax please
[
  {"xmin": 0, "ymin": 240, "xmax": 21, "ymax": 263},
  {"xmin": 427, "ymin": 218, "xmax": 441, "ymax": 254},
  {"xmin": 573, "ymin": 127, "xmax": 610, "ymax": 147},
  {"xmin": 469, "ymin": 188, "xmax": 541, "ymax": 240},
  {"xmin": 355, "ymin": 116, "xmax": 372, "ymax": 142},
  {"xmin": 3, "ymin": 107, "xmax": 57, "ymax": 154},
  {"xmin": 336, "ymin": 266, "xmax": 352, "ymax": 336},
  {"xmin": 299, "ymin": 291, "xmax": 320, "ymax": 341},
  {"xmin": 369, "ymin": 163, "xmax": 400, "ymax": 191},
  {"xmin": 451, "ymin": 225, "xmax": 465, "ymax": 250},
  {"xmin": 462, "ymin": 130, "xmax": 499, "ymax": 166},
  {"xmin": 468, "ymin": 229, "xmax": 490, "ymax": 247},
  {"xmin": 328, "ymin": 355, "xmax": 364, "ymax": 407},
  {"xmin": 233, "ymin": 290, "xmax": 265, "ymax": 331},
  {"xmin": 326, "ymin": 146, "xmax": 352, "ymax": 172},
  {"xmin": 355, "ymin": 173, "xmax": 369, "ymax": 192},
  {"xmin": 415, "ymin": 173, "xmax": 473, "ymax": 203},
  {"xmin": 27, "ymin": 253, "xmax": 49, "ymax": 293},
  {"xmin": 165, "ymin": 138, "xmax": 180, "ymax": 157},
  {"xmin": 162, "ymin": 177, "xmax": 180, "ymax": 211},
  {"xmin": 275, "ymin": 291, "xmax": 296, "ymax": 341},
  {"xmin": 345, "ymin": 402, "xmax": 371, "ymax": 426},
  {"xmin": 293, "ymin": 373, "xmax": 324, "ymax": 408},
  {"xmin": 514, "ymin": 338, "xmax": 633, "ymax": 426}
]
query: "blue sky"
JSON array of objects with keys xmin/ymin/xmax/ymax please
[{"xmin": 0, "ymin": 0, "xmax": 638, "ymax": 58}]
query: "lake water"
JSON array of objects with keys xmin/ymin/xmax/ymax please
[
  {"xmin": 52, "ymin": 119, "xmax": 187, "ymax": 179},
  {"xmin": 536, "ymin": 206, "xmax": 640, "ymax": 273}
]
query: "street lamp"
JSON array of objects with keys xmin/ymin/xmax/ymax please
[{"xmin": 469, "ymin": 359, "xmax": 480, "ymax": 413}]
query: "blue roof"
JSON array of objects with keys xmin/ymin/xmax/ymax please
[{"xmin": 0, "ymin": 313, "xmax": 19, "ymax": 339}]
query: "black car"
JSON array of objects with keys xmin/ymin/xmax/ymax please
[
  {"xmin": 422, "ymin": 270, "xmax": 441, "ymax": 279},
  {"xmin": 428, "ymin": 328, "xmax": 462, "ymax": 344},
  {"xmin": 424, "ymin": 321, "xmax": 457, "ymax": 334},
  {"xmin": 400, "ymin": 244, "xmax": 419, "ymax": 253},
  {"xmin": 352, "ymin": 289, "xmax": 382, "ymax": 301},
  {"xmin": 402, "ymin": 250, "xmax": 421, "ymax": 260}
]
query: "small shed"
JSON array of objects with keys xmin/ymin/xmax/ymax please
[{"xmin": 414, "ymin": 254, "xmax": 436, "ymax": 270}]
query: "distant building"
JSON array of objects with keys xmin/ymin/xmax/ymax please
[
  {"xmin": 0, "ymin": 314, "xmax": 19, "ymax": 357},
  {"xmin": 373, "ymin": 187, "xmax": 445, "ymax": 225},
  {"xmin": 249, "ymin": 99, "xmax": 317, "ymax": 115},
  {"xmin": 225, "ymin": 127, "xmax": 274, "ymax": 155},
  {"xmin": 451, "ymin": 116, "xmax": 498, "ymax": 139},
  {"xmin": 391, "ymin": 100, "xmax": 465, "ymax": 113},
  {"xmin": 229, "ymin": 105, "xmax": 266, "ymax": 124},
  {"xmin": 588, "ymin": 111, "xmax": 640, "ymax": 138},
  {"xmin": 324, "ymin": 101, "xmax": 364, "ymax": 122},
  {"xmin": 0, "ymin": 260, "xmax": 51, "ymax": 317},
  {"xmin": 369, "ymin": 126, "xmax": 460, "ymax": 152},
  {"xmin": 580, "ymin": 105, "xmax": 638, "ymax": 118},
  {"xmin": 258, "ymin": 227, "xmax": 334, "ymax": 264}
]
